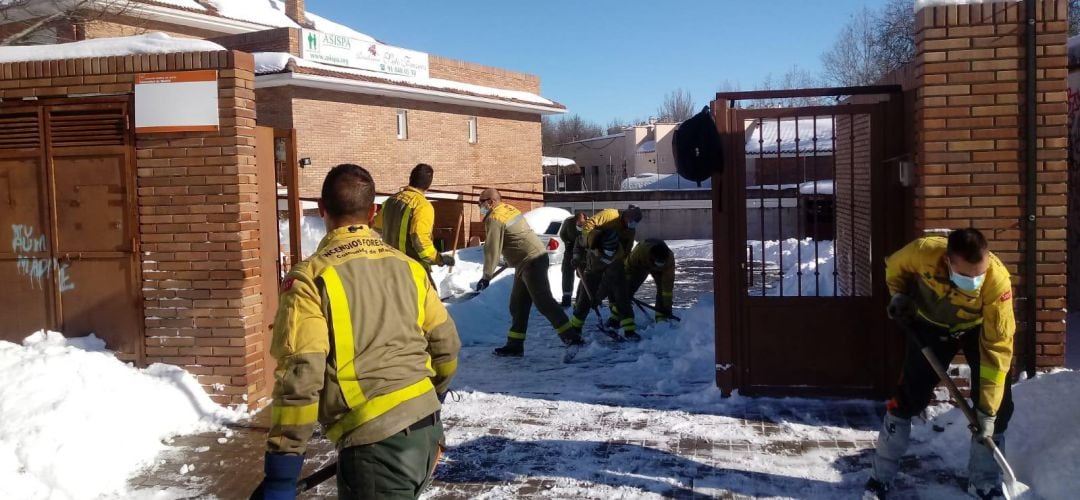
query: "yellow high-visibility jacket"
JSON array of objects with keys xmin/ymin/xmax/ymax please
[
  {"xmin": 626, "ymin": 239, "xmax": 675, "ymax": 315},
  {"xmin": 481, "ymin": 203, "xmax": 545, "ymax": 280},
  {"xmin": 267, "ymin": 225, "xmax": 460, "ymax": 454},
  {"xmin": 885, "ymin": 236, "xmax": 1015, "ymax": 415},
  {"xmin": 582, "ymin": 208, "xmax": 635, "ymax": 257},
  {"xmin": 373, "ymin": 187, "xmax": 440, "ymax": 268}
]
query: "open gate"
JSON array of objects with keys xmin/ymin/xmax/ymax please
[
  {"xmin": 712, "ymin": 87, "xmax": 908, "ymax": 398},
  {"xmin": 0, "ymin": 97, "xmax": 141, "ymax": 360}
]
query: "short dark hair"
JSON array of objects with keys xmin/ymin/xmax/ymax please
[
  {"xmin": 947, "ymin": 228, "xmax": 988, "ymax": 264},
  {"xmin": 321, "ymin": 164, "xmax": 375, "ymax": 218},
  {"xmin": 409, "ymin": 163, "xmax": 434, "ymax": 190},
  {"xmin": 649, "ymin": 241, "xmax": 670, "ymax": 261}
]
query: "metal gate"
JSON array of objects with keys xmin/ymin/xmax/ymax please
[
  {"xmin": 0, "ymin": 98, "xmax": 141, "ymax": 360},
  {"xmin": 712, "ymin": 87, "xmax": 907, "ymax": 398}
]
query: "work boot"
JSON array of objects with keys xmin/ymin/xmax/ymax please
[
  {"xmin": 561, "ymin": 294, "xmax": 572, "ymax": 307},
  {"xmin": 493, "ymin": 339, "xmax": 524, "ymax": 357},
  {"xmin": 966, "ymin": 483, "xmax": 1005, "ymax": 500},
  {"xmin": 558, "ymin": 327, "xmax": 585, "ymax": 346},
  {"xmin": 862, "ymin": 477, "xmax": 889, "ymax": 499}
]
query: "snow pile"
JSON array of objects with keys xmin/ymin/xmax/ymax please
[
  {"xmin": 913, "ymin": 369, "xmax": 1079, "ymax": 500},
  {"xmin": 542, "ymin": 156, "xmax": 576, "ymax": 167},
  {"xmin": 0, "ymin": 331, "xmax": 246, "ymax": 500},
  {"xmin": 621, "ymin": 173, "xmax": 711, "ymax": 190},
  {"xmin": 0, "ymin": 33, "xmax": 224, "ymax": 64},
  {"xmin": 252, "ymin": 52, "xmax": 557, "ymax": 105},
  {"xmin": 746, "ymin": 239, "xmax": 836, "ymax": 296},
  {"xmin": 798, "ymin": 179, "xmax": 834, "ymax": 195}
]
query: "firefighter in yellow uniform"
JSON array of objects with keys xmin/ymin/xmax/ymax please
[
  {"xmin": 610, "ymin": 238, "xmax": 675, "ymax": 326},
  {"xmin": 572, "ymin": 206, "xmax": 643, "ymax": 338},
  {"xmin": 864, "ymin": 229, "xmax": 1015, "ymax": 500},
  {"xmin": 475, "ymin": 188, "xmax": 584, "ymax": 357},
  {"xmin": 256, "ymin": 164, "xmax": 460, "ymax": 500},
  {"xmin": 374, "ymin": 163, "xmax": 454, "ymax": 276}
]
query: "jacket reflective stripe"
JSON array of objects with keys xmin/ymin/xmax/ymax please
[
  {"xmin": 433, "ymin": 358, "xmax": 458, "ymax": 378},
  {"xmin": 408, "ymin": 259, "xmax": 427, "ymax": 330},
  {"xmin": 396, "ymin": 206, "xmax": 413, "ymax": 253},
  {"xmin": 980, "ymin": 364, "xmax": 1007, "ymax": 385},
  {"xmin": 319, "ymin": 266, "xmax": 367, "ymax": 409},
  {"xmin": 507, "ymin": 330, "xmax": 527, "ymax": 340},
  {"xmin": 505, "ymin": 214, "xmax": 523, "ymax": 229},
  {"xmin": 917, "ymin": 310, "xmax": 983, "ymax": 333},
  {"xmin": 325, "ymin": 377, "xmax": 435, "ymax": 442},
  {"xmin": 271, "ymin": 401, "xmax": 319, "ymax": 426}
]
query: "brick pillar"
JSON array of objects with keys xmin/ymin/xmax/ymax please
[
  {"xmin": 285, "ymin": 0, "xmax": 306, "ymax": 27},
  {"xmin": 140, "ymin": 52, "xmax": 268, "ymax": 405},
  {"xmin": 913, "ymin": 0, "xmax": 1068, "ymax": 368}
]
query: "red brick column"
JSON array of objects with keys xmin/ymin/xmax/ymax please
[{"xmin": 913, "ymin": 0, "xmax": 1068, "ymax": 368}]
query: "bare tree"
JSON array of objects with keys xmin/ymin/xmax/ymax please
[
  {"xmin": 875, "ymin": 0, "xmax": 916, "ymax": 73},
  {"xmin": 740, "ymin": 65, "xmax": 828, "ymax": 109},
  {"xmin": 1, "ymin": 0, "xmax": 137, "ymax": 46},
  {"xmin": 822, "ymin": 7, "xmax": 884, "ymax": 87},
  {"xmin": 656, "ymin": 88, "xmax": 695, "ymax": 122},
  {"xmin": 542, "ymin": 114, "xmax": 605, "ymax": 155}
]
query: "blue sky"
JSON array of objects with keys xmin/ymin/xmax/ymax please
[{"xmin": 306, "ymin": 0, "xmax": 892, "ymax": 125}]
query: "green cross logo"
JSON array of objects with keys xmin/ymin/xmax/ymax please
[{"xmin": 307, "ymin": 33, "xmax": 317, "ymax": 51}]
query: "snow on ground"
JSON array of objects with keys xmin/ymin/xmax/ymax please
[
  {"xmin": 0, "ymin": 331, "xmax": 246, "ymax": 500},
  {"xmin": 746, "ymin": 239, "xmax": 836, "ymax": 297},
  {"xmin": 0, "ymin": 33, "xmax": 224, "ymax": 64}
]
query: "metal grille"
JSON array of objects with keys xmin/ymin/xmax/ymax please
[
  {"xmin": 0, "ymin": 111, "xmax": 41, "ymax": 150},
  {"xmin": 743, "ymin": 112, "xmax": 872, "ymax": 297},
  {"xmin": 48, "ymin": 108, "xmax": 127, "ymax": 148}
]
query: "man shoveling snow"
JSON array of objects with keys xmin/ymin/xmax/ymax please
[{"xmin": 865, "ymin": 229, "xmax": 1019, "ymax": 500}]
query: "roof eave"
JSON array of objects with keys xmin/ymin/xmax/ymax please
[
  {"xmin": 255, "ymin": 72, "xmax": 567, "ymax": 116},
  {"xmin": 128, "ymin": 2, "xmax": 281, "ymax": 35}
]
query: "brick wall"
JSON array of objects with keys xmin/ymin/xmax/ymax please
[
  {"xmin": 210, "ymin": 28, "xmax": 300, "ymax": 56},
  {"xmin": 429, "ymin": 55, "xmax": 542, "ymax": 94},
  {"xmin": 913, "ymin": 0, "xmax": 1068, "ymax": 367},
  {"xmin": 0, "ymin": 51, "xmax": 271, "ymax": 405},
  {"xmin": 83, "ymin": 16, "xmax": 222, "ymax": 40},
  {"xmin": 834, "ymin": 114, "xmax": 874, "ymax": 297},
  {"xmin": 260, "ymin": 87, "xmax": 543, "ymax": 242}
]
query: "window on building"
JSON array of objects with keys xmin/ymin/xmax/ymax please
[
  {"xmin": 396, "ymin": 110, "xmax": 408, "ymax": 140},
  {"xmin": 468, "ymin": 116, "xmax": 478, "ymax": 144}
]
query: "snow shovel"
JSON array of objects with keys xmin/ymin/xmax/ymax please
[
  {"xmin": 631, "ymin": 297, "xmax": 681, "ymax": 322},
  {"xmin": 439, "ymin": 265, "xmax": 507, "ymax": 302},
  {"xmin": 575, "ymin": 268, "xmax": 623, "ymax": 342},
  {"xmin": 898, "ymin": 320, "xmax": 1022, "ymax": 499}
]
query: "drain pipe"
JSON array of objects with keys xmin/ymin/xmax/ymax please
[{"xmin": 1022, "ymin": 0, "xmax": 1037, "ymax": 379}]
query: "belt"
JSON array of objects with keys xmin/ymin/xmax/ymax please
[{"xmin": 407, "ymin": 411, "xmax": 440, "ymax": 433}]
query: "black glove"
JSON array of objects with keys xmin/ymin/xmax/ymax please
[
  {"xmin": 437, "ymin": 392, "xmax": 447, "ymax": 404},
  {"xmin": 438, "ymin": 253, "xmax": 455, "ymax": 267},
  {"xmin": 887, "ymin": 293, "xmax": 916, "ymax": 320},
  {"xmin": 475, "ymin": 278, "xmax": 490, "ymax": 292}
]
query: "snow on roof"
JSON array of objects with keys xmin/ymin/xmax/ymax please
[
  {"xmin": 636, "ymin": 140, "xmax": 657, "ymax": 154},
  {"xmin": 744, "ymin": 117, "xmax": 835, "ymax": 156},
  {"xmin": 0, "ymin": 33, "xmax": 224, "ymax": 64},
  {"xmin": 620, "ymin": 173, "xmax": 710, "ymax": 191},
  {"xmin": 542, "ymin": 156, "xmax": 576, "ymax": 167},
  {"xmin": 199, "ymin": 0, "xmax": 374, "ymax": 42},
  {"xmin": 798, "ymin": 179, "xmax": 834, "ymax": 196},
  {"xmin": 561, "ymin": 133, "xmax": 625, "ymax": 146},
  {"xmin": 914, "ymin": 0, "xmax": 1019, "ymax": 10},
  {"xmin": 146, "ymin": 0, "xmax": 207, "ymax": 10},
  {"xmin": 253, "ymin": 52, "xmax": 557, "ymax": 106}
]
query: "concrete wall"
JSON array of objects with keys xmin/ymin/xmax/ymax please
[{"xmin": 545, "ymin": 190, "xmax": 712, "ymax": 240}]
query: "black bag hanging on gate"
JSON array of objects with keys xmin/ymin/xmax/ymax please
[{"xmin": 672, "ymin": 106, "xmax": 724, "ymax": 185}]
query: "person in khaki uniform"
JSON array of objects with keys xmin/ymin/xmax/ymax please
[
  {"xmin": 864, "ymin": 228, "xmax": 1015, "ymax": 500},
  {"xmin": 610, "ymin": 238, "xmax": 675, "ymax": 325},
  {"xmin": 580, "ymin": 205, "xmax": 642, "ymax": 257},
  {"xmin": 373, "ymin": 163, "xmax": 454, "ymax": 276},
  {"xmin": 255, "ymin": 164, "xmax": 460, "ymax": 500},
  {"xmin": 571, "ymin": 229, "xmax": 639, "ymax": 340},
  {"xmin": 475, "ymin": 188, "xmax": 584, "ymax": 357},
  {"xmin": 558, "ymin": 211, "xmax": 587, "ymax": 307}
]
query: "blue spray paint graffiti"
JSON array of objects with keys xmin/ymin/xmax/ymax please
[{"xmin": 11, "ymin": 224, "xmax": 75, "ymax": 292}]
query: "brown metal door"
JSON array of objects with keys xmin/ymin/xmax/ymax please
[
  {"xmin": 0, "ymin": 99, "xmax": 140, "ymax": 360},
  {"xmin": 0, "ymin": 106, "xmax": 53, "ymax": 338},
  {"xmin": 723, "ymin": 103, "xmax": 889, "ymax": 398},
  {"xmin": 256, "ymin": 126, "xmax": 280, "ymax": 399}
]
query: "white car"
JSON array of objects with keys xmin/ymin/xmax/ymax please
[{"xmin": 523, "ymin": 206, "xmax": 572, "ymax": 265}]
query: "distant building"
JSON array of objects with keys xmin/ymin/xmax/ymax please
[{"xmin": 555, "ymin": 121, "xmax": 678, "ymax": 191}]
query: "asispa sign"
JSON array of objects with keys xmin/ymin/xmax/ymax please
[{"xmin": 300, "ymin": 29, "xmax": 430, "ymax": 79}]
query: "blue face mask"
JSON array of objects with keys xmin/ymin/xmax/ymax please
[
  {"xmin": 627, "ymin": 220, "xmax": 639, "ymax": 230},
  {"xmin": 479, "ymin": 205, "xmax": 491, "ymax": 216},
  {"xmin": 654, "ymin": 259, "xmax": 667, "ymax": 268},
  {"xmin": 950, "ymin": 270, "xmax": 985, "ymax": 292}
]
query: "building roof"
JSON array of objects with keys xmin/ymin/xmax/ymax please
[
  {"xmin": 635, "ymin": 140, "xmax": 656, "ymax": 154},
  {"xmin": 559, "ymin": 133, "xmax": 625, "ymax": 146},
  {"xmin": 744, "ymin": 117, "xmax": 835, "ymax": 155},
  {"xmin": 0, "ymin": 33, "xmax": 224, "ymax": 63},
  {"xmin": 134, "ymin": 0, "xmax": 375, "ymax": 40},
  {"xmin": 254, "ymin": 52, "xmax": 566, "ymax": 115}
]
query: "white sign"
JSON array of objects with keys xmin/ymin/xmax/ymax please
[
  {"xmin": 301, "ymin": 29, "xmax": 429, "ymax": 79},
  {"xmin": 134, "ymin": 70, "xmax": 219, "ymax": 133}
]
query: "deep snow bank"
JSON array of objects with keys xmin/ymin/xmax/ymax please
[
  {"xmin": 0, "ymin": 332, "xmax": 246, "ymax": 500},
  {"xmin": 914, "ymin": 369, "xmax": 1079, "ymax": 500}
]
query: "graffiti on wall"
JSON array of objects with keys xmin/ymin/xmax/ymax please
[{"xmin": 11, "ymin": 224, "xmax": 75, "ymax": 292}]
